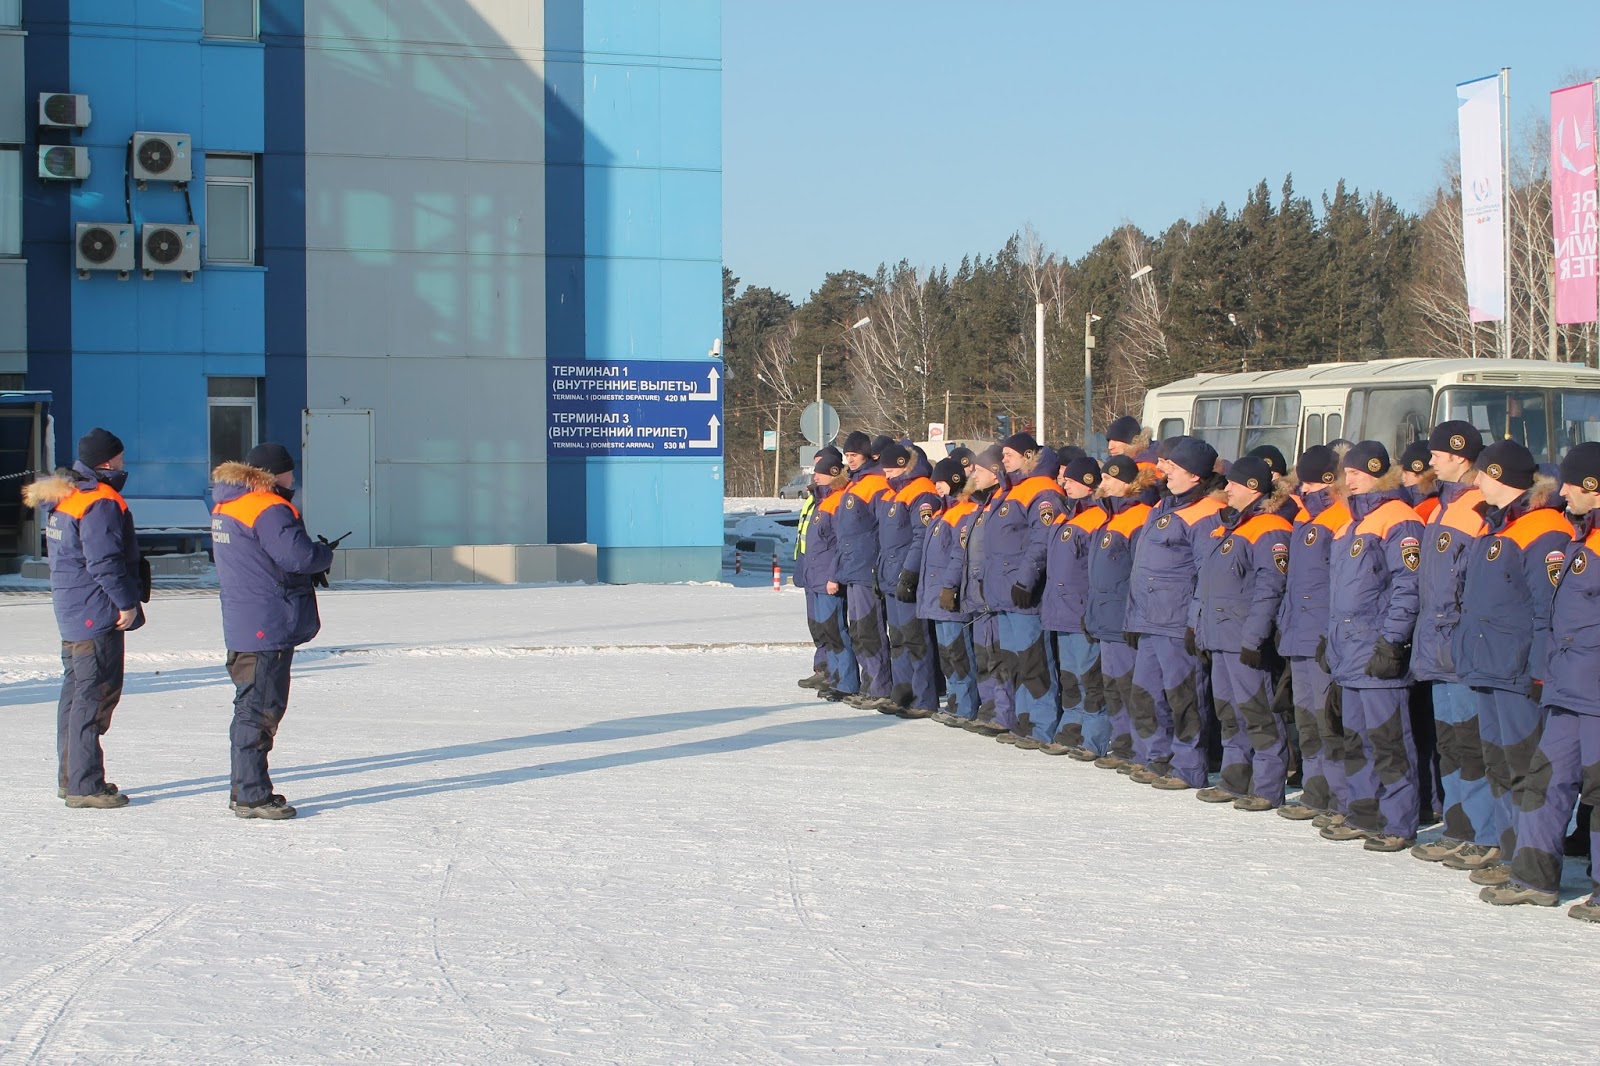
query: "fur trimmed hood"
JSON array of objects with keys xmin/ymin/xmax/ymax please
[
  {"xmin": 1528, "ymin": 474, "xmax": 1560, "ymax": 511},
  {"xmin": 21, "ymin": 471, "xmax": 75, "ymax": 508},
  {"xmin": 1128, "ymin": 428, "xmax": 1153, "ymax": 454},
  {"xmin": 211, "ymin": 461, "xmax": 277, "ymax": 493}
]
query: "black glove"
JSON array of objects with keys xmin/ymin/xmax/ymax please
[
  {"xmin": 939, "ymin": 587, "xmax": 960, "ymax": 612},
  {"xmin": 1315, "ymin": 636, "xmax": 1329, "ymax": 674},
  {"xmin": 1086, "ymin": 634, "xmax": 1100, "ymax": 645},
  {"xmin": 1239, "ymin": 644, "xmax": 1263, "ymax": 670},
  {"xmin": 1184, "ymin": 627, "xmax": 1197, "ymax": 657},
  {"xmin": 1530, "ymin": 679, "xmax": 1544, "ymax": 703},
  {"xmin": 895, "ymin": 570, "xmax": 919, "ymax": 603},
  {"xmin": 1124, "ymin": 631, "xmax": 1141, "ymax": 650},
  {"xmin": 1325, "ymin": 682, "xmax": 1344, "ymax": 733},
  {"xmin": 312, "ymin": 570, "xmax": 330, "ymax": 589},
  {"xmin": 1010, "ymin": 582, "xmax": 1037, "ymax": 609},
  {"xmin": 1365, "ymin": 637, "xmax": 1409, "ymax": 681},
  {"xmin": 138, "ymin": 557, "xmax": 152, "ymax": 603}
]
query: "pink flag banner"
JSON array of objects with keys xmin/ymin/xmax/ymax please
[{"xmin": 1551, "ymin": 83, "xmax": 1598, "ymax": 324}]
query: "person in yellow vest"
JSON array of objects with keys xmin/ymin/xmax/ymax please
[{"xmin": 22, "ymin": 428, "xmax": 146, "ymax": 808}]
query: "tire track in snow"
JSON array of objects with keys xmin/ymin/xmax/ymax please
[
  {"xmin": 425, "ymin": 825, "xmax": 525, "ymax": 1059},
  {"xmin": 2, "ymin": 904, "xmax": 198, "ymax": 1065}
]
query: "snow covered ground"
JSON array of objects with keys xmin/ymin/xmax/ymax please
[{"xmin": 2, "ymin": 582, "xmax": 1598, "ymax": 1065}]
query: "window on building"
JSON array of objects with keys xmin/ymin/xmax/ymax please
[
  {"xmin": 0, "ymin": 148, "xmax": 20, "ymax": 256},
  {"xmin": 0, "ymin": 0, "xmax": 20, "ymax": 27},
  {"xmin": 208, "ymin": 377, "xmax": 261, "ymax": 469},
  {"xmin": 204, "ymin": 154, "xmax": 256, "ymax": 264},
  {"xmin": 1191, "ymin": 395, "xmax": 1243, "ymax": 458},
  {"xmin": 203, "ymin": 0, "xmax": 258, "ymax": 40}
]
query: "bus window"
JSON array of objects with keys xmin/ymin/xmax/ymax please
[
  {"xmin": 1348, "ymin": 388, "xmax": 1429, "ymax": 455},
  {"xmin": 1193, "ymin": 396, "xmax": 1244, "ymax": 458},
  {"xmin": 1243, "ymin": 393, "xmax": 1301, "ymax": 459},
  {"xmin": 1555, "ymin": 390, "xmax": 1600, "ymax": 453},
  {"xmin": 1305, "ymin": 413, "xmax": 1323, "ymax": 447},
  {"xmin": 1158, "ymin": 417, "xmax": 1185, "ymax": 440},
  {"xmin": 1326, "ymin": 413, "xmax": 1342, "ymax": 442},
  {"xmin": 1438, "ymin": 387, "xmax": 1550, "ymax": 462}
]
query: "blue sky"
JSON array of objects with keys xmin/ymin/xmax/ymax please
[{"xmin": 722, "ymin": 0, "xmax": 1600, "ymax": 301}]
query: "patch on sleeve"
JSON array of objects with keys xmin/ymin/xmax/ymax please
[
  {"xmin": 1038, "ymin": 502, "xmax": 1058, "ymax": 526},
  {"xmin": 1548, "ymin": 549, "xmax": 1567, "ymax": 587},
  {"xmin": 1400, "ymin": 535, "xmax": 1421, "ymax": 572},
  {"xmin": 1272, "ymin": 542, "xmax": 1289, "ymax": 574},
  {"xmin": 919, "ymin": 502, "xmax": 935, "ymax": 526}
]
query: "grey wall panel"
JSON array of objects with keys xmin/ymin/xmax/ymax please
[
  {"xmin": 306, "ymin": 157, "xmax": 545, "ymax": 254},
  {"xmin": 0, "ymin": 35, "xmax": 22, "ymax": 144},
  {"xmin": 0, "ymin": 259, "xmax": 24, "ymax": 372},
  {"xmin": 381, "ymin": 458, "xmax": 549, "ymax": 547},
  {"xmin": 305, "ymin": 0, "xmax": 544, "ymax": 52}
]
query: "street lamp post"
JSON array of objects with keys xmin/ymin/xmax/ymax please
[
  {"xmin": 1083, "ymin": 312, "xmax": 1102, "ymax": 451},
  {"xmin": 815, "ymin": 316, "xmax": 872, "ymax": 447}
]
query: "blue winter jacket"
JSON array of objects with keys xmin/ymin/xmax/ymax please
[
  {"xmin": 1192, "ymin": 499, "xmax": 1292, "ymax": 654},
  {"xmin": 1041, "ymin": 497, "xmax": 1107, "ymax": 633},
  {"xmin": 1085, "ymin": 480, "xmax": 1159, "ymax": 642},
  {"xmin": 211, "ymin": 462, "xmax": 335, "ymax": 652},
  {"xmin": 961, "ymin": 450, "xmax": 1065, "ymax": 615},
  {"xmin": 1125, "ymin": 480, "xmax": 1226, "ymax": 639},
  {"xmin": 801, "ymin": 481, "xmax": 844, "ymax": 594},
  {"xmin": 834, "ymin": 463, "xmax": 891, "ymax": 588},
  {"xmin": 917, "ymin": 496, "xmax": 977, "ymax": 622},
  {"xmin": 1452, "ymin": 488, "xmax": 1574, "ymax": 693},
  {"xmin": 879, "ymin": 460, "xmax": 942, "ymax": 589},
  {"xmin": 1410, "ymin": 480, "xmax": 1487, "ymax": 683},
  {"xmin": 794, "ymin": 489, "xmax": 820, "ymax": 588},
  {"xmin": 1543, "ymin": 511, "xmax": 1600, "ymax": 718},
  {"xmin": 1274, "ymin": 489, "xmax": 1351, "ymax": 658},
  {"xmin": 25, "ymin": 463, "xmax": 145, "ymax": 641},
  {"xmin": 1325, "ymin": 487, "xmax": 1424, "ymax": 689}
]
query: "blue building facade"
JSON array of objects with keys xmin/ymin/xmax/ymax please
[{"xmin": 4, "ymin": 0, "xmax": 723, "ymax": 582}]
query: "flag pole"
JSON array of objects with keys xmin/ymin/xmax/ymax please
[{"xmin": 1501, "ymin": 67, "xmax": 1513, "ymax": 360}]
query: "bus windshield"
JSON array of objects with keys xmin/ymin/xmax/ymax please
[{"xmin": 1436, "ymin": 387, "xmax": 1600, "ymax": 464}]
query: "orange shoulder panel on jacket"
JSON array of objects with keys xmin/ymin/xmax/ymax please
[
  {"xmin": 1233, "ymin": 513, "xmax": 1293, "ymax": 543},
  {"xmin": 1314, "ymin": 502, "xmax": 1352, "ymax": 532},
  {"xmin": 818, "ymin": 493, "xmax": 844, "ymax": 516},
  {"xmin": 1176, "ymin": 497, "xmax": 1224, "ymax": 526},
  {"xmin": 1587, "ymin": 529, "xmax": 1600, "ymax": 554},
  {"xmin": 216, "ymin": 491, "xmax": 298, "ymax": 527},
  {"xmin": 1414, "ymin": 496, "xmax": 1440, "ymax": 522},
  {"xmin": 1071, "ymin": 507, "xmax": 1108, "ymax": 534},
  {"xmin": 1107, "ymin": 504, "xmax": 1151, "ymax": 537},
  {"xmin": 895, "ymin": 477, "xmax": 936, "ymax": 505},
  {"xmin": 850, "ymin": 473, "xmax": 889, "ymax": 503},
  {"xmin": 1502, "ymin": 508, "xmax": 1576, "ymax": 550},
  {"xmin": 1009, "ymin": 476, "xmax": 1061, "ymax": 509},
  {"xmin": 1433, "ymin": 489, "xmax": 1487, "ymax": 537},
  {"xmin": 1354, "ymin": 498, "xmax": 1421, "ymax": 538},
  {"xmin": 56, "ymin": 484, "xmax": 126, "ymax": 519},
  {"xmin": 940, "ymin": 500, "xmax": 976, "ymax": 526}
]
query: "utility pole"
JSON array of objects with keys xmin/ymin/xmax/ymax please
[
  {"xmin": 773, "ymin": 405, "xmax": 781, "ymax": 496},
  {"xmin": 1501, "ymin": 66, "xmax": 1513, "ymax": 361},
  {"xmin": 944, "ymin": 390, "xmax": 951, "ymax": 435},
  {"xmin": 1035, "ymin": 302, "xmax": 1046, "ymax": 443},
  {"xmin": 1083, "ymin": 313, "xmax": 1101, "ymax": 450}
]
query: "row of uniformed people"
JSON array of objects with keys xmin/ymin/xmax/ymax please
[{"xmin": 793, "ymin": 417, "xmax": 1600, "ymax": 923}]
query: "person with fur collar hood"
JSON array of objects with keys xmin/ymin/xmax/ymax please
[
  {"xmin": 23, "ymin": 427, "xmax": 145, "ymax": 809},
  {"xmin": 879, "ymin": 442, "xmax": 942, "ymax": 717},
  {"xmin": 1399, "ymin": 441, "xmax": 1441, "ymax": 521},
  {"xmin": 920, "ymin": 457, "xmax": 980, "ymax": 725},
  {"xmin": 1190, "ymin": 457, "xmax": 1294, "ymax": 810},
  {"xmin": 1106, "ymin": 415, "xmax": 1158, "ymax": 473},
  {"xmin": 1320, "ymin": 442, "xmax": 1426, "ymax": 853},
  {"xmin": 1449, "ymin": 441, "xmax": 1574, "ymax": 884},
  {"xmin": 210, "ymin": 444, "xmax": 335, "ymax": 820}
]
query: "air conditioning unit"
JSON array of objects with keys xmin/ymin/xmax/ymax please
[
  {"xmin": 140, "ymin": 223, "xmax": 200, "ymax": 279},
  {"xmin": 39, "ymin": 146, "xmax": 91, "ymax": 181},
  {"xmin": 39, "ymin": 93, "xmax": 92, "ymax": 129},
  {"xmin": 75, "ymin": 223, "xmax": 136, "ymax": 280},
  {"xmin": 131, "ymin": 132, "xmax": 192, "ymax": 185}
]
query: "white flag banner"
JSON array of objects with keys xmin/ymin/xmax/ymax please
[{"xmin": 1457, "ymin": 75, "xmax": 1506, "ymax": 322}]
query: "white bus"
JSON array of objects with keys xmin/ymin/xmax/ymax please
[{"xmin": 1139, "ymin": 358, "xmax": 1600, "ymax": 466}]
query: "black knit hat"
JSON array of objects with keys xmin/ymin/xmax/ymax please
[
  {"xmin": 974, "ymin": 444, "xmax": 1006, "ymax": 478},
  {"xmin": 931, "ymin": 457, "xmax": 967, "ymax": 493},
  {"xmin": 1002, "ymin": 432, "xmax": 1040, "ymax": 455},
  {"xmin": 1107, "ymin": 415, "xmax": 1141, "ymax": 444},
  {"xmin": 1296, "ymin": 445, "xmax": 1339, "ymax": 486},
  {"xmin": 1560, "ymin": 442, "xmax": 1600, "ymax": 492},
  {"xmin": 1428, "ymin": 420, "xmax": 1483, "ymax": 462},
  {"xmin": 878, "ymin": 442, "xmax": 913, "ymax": 473},
  {"xmin": 1246, "ymin": 444, "xmax": 1288, "ymax": 478},
  {"xmin": 1227, "ymin": 456, "xmax": 1273, "ymax": 493},
  {"xmin": 948, "ymin": 446, "xmax": 975, "ymax": 470},
  {"xmin": 814, "ymin": 450, "xmax": 844, "ymax": 476},
  {"xmin": 868, "ymin": 435, "xmax": 893, "ymax": 460},
  {"xmin": 1170, "ymin": 438, "xmax": 1218, "ymax": 479},
  {"xmin": 78, "ymin": 427, "xmax": 125, "ymax": 468},
  {"xmin": 842, "ymin": 431, "xmax": 872, "ymax": 456},
  {"xmin": 1342, "ymin": 440, "xmax": 1390, "ymax": 477},
  {"xmin": 1158, "ymin": 436, "xmax": 1186, "ymax": 459},
  {"xmin": 1102, "ymin": 455, "xmax": 1138, "ymax": 484},
  {"xmin": 1399, "ymin": 441, "xmax": 1432, "ymax": 475},
  {"xmin": 1063, "ymin": 456, "xmax": 1101, "ymax": 489},
  {"xmin": 1476, "ymin": 439, "xmax": 1538, "ymax": 491},
  {"xmin": 1056, "ymin": 445, "xmax": 1087, "ymax": 466},
  {"xmin": 245, "ymin": 442, "xmax": 295, "ymax": 475}
]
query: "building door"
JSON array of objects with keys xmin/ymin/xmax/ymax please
[{"xmin": 302, "ymin": 409, "xmax": 373, "ymax": 548}]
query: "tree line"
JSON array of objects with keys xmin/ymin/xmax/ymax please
[{"xmin": 723, "ymin": 159, "xmax": 1600, "ymax": 497}]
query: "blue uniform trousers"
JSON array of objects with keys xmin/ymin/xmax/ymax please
[
  {"xmin": 1051, "ymin": 631, "xmax": 1109, "ymax": 754},
  {"xmin": 934, "ymin": 620, "xmax": 978, "ymax": 720},
  {"xmin": 57, "ymin": 631, "xmax": 125, "ymax": 797},
  {"xmin": 1000, "ymin": 612, "xmax": 1059, "ymax": 742},
  {"xmin": 1213, "ymin": 651, "xmax": 1290, "ymax": 806},
  {"xmin": 1341, "ymin": 686, "xmax": 1420, "ymax": 839},
  {"xmin": 804, "ymin": 589, "xmax": 828, "ymax": 673},
  {"xmin": 812, "ymin": 591, "xmax": 858, "ymax": 695},
  {"xmin": 1433, "ymin": 681, "xmax": 1493, "ymax": 846},
  {"xmin": 228, "ymin": 649, "xmax": 295, "ymax": 807},
  {"xmin": 1289, "ymin": 656, "xmax": 1346, "ymax": 814},
  {"xmin": 885, "ymin": 596, "xmax": 939, "ymax": 711},
  {"xmin": 1099, "ymin": 639, "xmax": 1137, "ymax": 761},
  {"xmin": 1477, "ymin": 687, "xmax": 1545, "ymax": 858},
  {"xmin": 846, "ymin": 584, "xmax": 891, "ymax": 699},
  {"xmin": 1507, "ymin": 708, "xmax": 1600, "ymax": 896},
  {"xmin": 1131, "ymin": 635, "xmax": 1209, "ymax": 786},
  {"xmin": 972, "ymin": 613, "xmax": 1013, "ymax": 729}
]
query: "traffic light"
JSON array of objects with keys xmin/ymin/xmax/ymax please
[{"xmin": 996, "ymin": 414, "xmax": 1011, "ymax": 439}]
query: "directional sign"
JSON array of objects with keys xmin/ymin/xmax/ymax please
[
  {"xmin": 799, "ymin": 401, "xmax": 840, "ymax": 446},
  {"xmin": 547, "ymin": 360, "xmax": 724, "ymax": 456}
]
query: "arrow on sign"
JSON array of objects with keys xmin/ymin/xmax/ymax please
[
  {"xmin": 689, "ymin": 366, "xmax": 720, "ymax": 402},
  {"xmin": 689, "ymin": 414, "xmax": 720, "ymax": 449}
]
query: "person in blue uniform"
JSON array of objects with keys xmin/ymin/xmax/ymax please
[{"xmin": 921, "ymin": 458, "xmax": 980, "ymax": 726}]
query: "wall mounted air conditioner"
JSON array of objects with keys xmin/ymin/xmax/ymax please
[
  {"xmin": 131, "ymin": 132, "xmax": 192, "ymax": 185},
  {"xmin": 39, "ymin": 93, "xmax": 92, "ymax": 129},
  {"xmin": 75, "ymin": 223, "xmax": 136, "ymax": 280},
  {"xmin": 140, "ymin": 223, "xmax": 200, "ymax": 279},
  {"xmin": 39, "ymin": 146, "xmax": 91, "ymax": 181}
]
